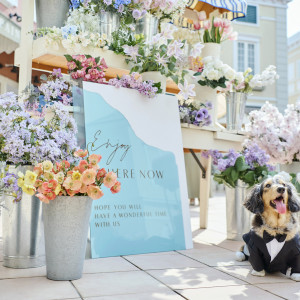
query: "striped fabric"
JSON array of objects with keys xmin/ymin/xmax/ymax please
[{"xmin": 187, "ymin": 0, "xmax": 247, "ymax": 21}]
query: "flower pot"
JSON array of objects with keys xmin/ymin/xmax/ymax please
[
  {"xmin": 201, "ymin": 43, "xmax": 221, "ymax": 59},
  {"xmin": 135, "ymin": 14, "xmax": 159, "ymax": 44},
  {"xmin": 2, "ymin": 165, "xmax": 45, "ymax": 268},
  {"xmin": 280, "ymin": 162, "xmax": 300, "ymax": 174},
  {"xmin": 225, "ymin": 181, "xmax": 253, "ymax": 241},
  {"xmin": 99, "ymin": 11, "xmax": 120, "ymax": 42},
  {"xmin": 141, "ymin": 71, "xmax": 167, "ymax": 93},
  {"xmin": 43, "ymin": 196, "xmax": 92, "ymax": 280},
  {"xmin": 35, "ymin": 0, "xmax": 69, "ymax": 28},
  {"xmin": 226, "ymin": 92, "xmax": 247, "ymax": 131}
]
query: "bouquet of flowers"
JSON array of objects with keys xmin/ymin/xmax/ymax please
[
  {"xmin": 65, "ymin": 54, "xmax": 108, "ymax": 83},
  {"xmin": 123, "ymin": 27, "xmax": 188, "ymax": 84},
  {"xmin": 0, "ymin": 92, "xmax": 78, "ymax": 165},
  {"xmin": 24, "ymin": 68, "xmax": 73, "ymax": 114},
  {"xmin": 17, "ymin": 149, "xmax": 121, "ymax": 203},
  {"xmin": 108, "ymin": 73, "xmax": 162, "ymax": 98},
  {"xmin": 225, "ymin": 65, "xmax": 279, "ymax": 93},
  {"xmin": 245, "ymin": 101, "xmax": 300, "ymax": 164},
  {"xmin": 194, "ymin": 56, "xmax": 236, "ymax": 90},
  {"xmin": 179, "ymin": 100, "xmax": 212, "ymax": 127},
  {"xmin": 203, "ymin": 144, "xmax": 274, "ymax": 188}
]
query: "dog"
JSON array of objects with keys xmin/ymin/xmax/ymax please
[{"xmin": 235, "ymin": 175, "xmax": 300, "ymax": 281}]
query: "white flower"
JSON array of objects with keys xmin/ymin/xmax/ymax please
[
  {"xmin": 224, "ymin": 68, "xmax": 236, "ymax": 81},
  {"xmin": 276, "ymin": 172, "xmax": 292, "ymax": 182},
  {"xmin": 190, "ymin": 42, "xmax": 204, "ymax": 57},
  {"xmin": 206, "ymin": 69, "xmax": 219, "ymax": 81},
  {"xmin": 236, "ymin": 72, "xmax": 244, "ymax": 84},
  {"xmin": 178, "ymin": 79, "xmax": 196, "ymax": 100}
]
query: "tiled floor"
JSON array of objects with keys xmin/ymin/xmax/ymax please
[{"xmin": 0, "ymin": 193, "xmax": 299, "ymax": 299}]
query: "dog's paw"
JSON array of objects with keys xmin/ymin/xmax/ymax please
[
  {"xmin": 291, "ymin": 273, "xmax": 300, "ymax": 281},
  {"xmin": 235, "ymin": 251, "xmax": 246, "ymax": 262},
  {"xmin": 251, "ymin": 269, "xmax": 265, "ymax": 277}
]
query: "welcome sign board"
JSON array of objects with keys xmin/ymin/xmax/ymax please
[{"xmin": 81, "ymin": 83, "xmax": 192, "ymax": 257}]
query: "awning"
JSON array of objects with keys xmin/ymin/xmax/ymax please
[
  {"xmin": 187, "ymin": 0, "xmax": 247, "ymax": 20},
  {"xmin": 0, "ymin": 12, "xmax": 21, "ymax": 54}
]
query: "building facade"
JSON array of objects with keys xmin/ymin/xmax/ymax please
[{"xmin": 221, "ymin": 0, "xmax": 291, "ymax": 112}]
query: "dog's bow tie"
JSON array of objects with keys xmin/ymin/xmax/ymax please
[{"xmin": 263, "ymin": 231, "xmax": 287, "ymax": 243}]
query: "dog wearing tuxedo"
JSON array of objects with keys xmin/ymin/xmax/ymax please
[{"xmin": 236, "ymin": 175, "xmax": 300, "ymax": 281}]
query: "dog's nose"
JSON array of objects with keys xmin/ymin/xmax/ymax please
[{"xmin": 277, "ymin": 187, "xmax": 285, "ymax": 194}]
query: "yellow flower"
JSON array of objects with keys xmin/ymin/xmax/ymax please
[
  {"xmin": 24, "ymin": 171, "xmax": 37, "ymax": 186},
  {"xmin": 17, "ymin": 178, "xmax": 24, "ymax": 188},
  {"xmin": 44, "ymin": 172, "xmax": 54, "ymax": 181},
  {"xmin": 55, "ymin": 172, "xmax": 64, "ymax": 184},
  {"xmin": 18, "ymin": 172, "xmax": 24, "ymax": 178},
  {"xmin": 72, "ymin": 171, "xmax": 82, "ymax": 181},
  {"xmin": 22, "ymin": 184, "xmax": 36, "ymax": 196},
  {"xmin": 42, "ymin": 160, "xmax": 53, "ymax": 172},
  {"xmin": 54, "ymin": 184, "xmax": 61, "ymax": 195}
]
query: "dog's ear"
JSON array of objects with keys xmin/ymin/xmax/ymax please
[
  {"xmin": 287, "ymin": 183, "xmax": 300, "ymax": 212},
  {"xmin": 244, "ymin": 183, "xmax": 264, "ymax": 214}
]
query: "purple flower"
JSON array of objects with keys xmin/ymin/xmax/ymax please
[
  {"xmin": 205, "ymin": 101, "xmax": 213, "ymax": 109},
  {"xmin": 195, "ymin": 110, "xmax": 204, "ymax": 122},
  {"xmin": 132, "ymin": 9, "xmax": 141, "ymax": 19}
]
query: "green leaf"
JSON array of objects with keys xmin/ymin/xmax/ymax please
[
  {"xmin": 235, "ymin": 156, "xmax": 248, "ymax": 172},
  {"xmin": 231, "ymin": 169, "xmax": 239, "ymax": 182},
  {"xmin": 64, "ymin": 54, "xmax": 73, "ymax": 62},
  {"xmin": 244, "ymin": 171, "xmax": 255, "ymax": 183}
]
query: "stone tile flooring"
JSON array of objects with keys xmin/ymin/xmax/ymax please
[{"xmin": 0, "ymin": 193, "xmax": 299, "ymax": 299}]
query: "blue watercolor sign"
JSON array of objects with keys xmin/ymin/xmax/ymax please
[{"xmin": 82, "ymin": 83, "xmax": 191, "ymax": 257}]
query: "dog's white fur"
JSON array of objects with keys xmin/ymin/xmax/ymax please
[
  {"xmin": 251, "ymin": 269, "xmax": 265, "ymax": 277},
  {"xmin": 291, "ymin": 273, "xmax": 300, "ymax": 281}
]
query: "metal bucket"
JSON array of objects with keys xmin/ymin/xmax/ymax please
[
  {"xmin": 99, "ymin": 11, "xmax": 120, "ymax": 42},
  {"xmin": 135, "ymin": 15, "xmax": 159, "ymax": 44},
  {"xmin": 225, "ymin": 181, "xmax": 253, "ymax": 241},
  {"xmin": 2, "ymin": 165, "xmax": 45, "ymax": 268},
  {"xmin": 35, "ymin": 0, "xmax": 69, "ymax": 28},
  {"xmin": 43, "ymin": 196, "xmax": 92, "ymax": 280},
  {"xmin": 226, "ymin": 92, "xmax": 247, "ymax": 131}
]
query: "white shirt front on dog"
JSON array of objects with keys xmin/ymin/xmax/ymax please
[{"xmin": 266, "ymin": 240, "xmax": 285, "ymax": 262}]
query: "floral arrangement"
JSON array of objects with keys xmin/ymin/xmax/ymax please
[
  {"xmin": 178, "ymin": 100, "xmax": 212, "ymax": 127},
  {"xmin": 199, "ymin": 16, "xmax": 238, "ymax": 43},
  {"xmin": 108, "ymin": 73, "xmax": 162, "ymax": 98},
  {"xmin": 225, "ymin": 65, "xmax": 279, "ymax": 93},
  {"xmin": 203, "ymin": 144, "xmax": 274, "ymax": 188},
  {"xmin": 140, "ymin": 0, "xmax": 188, "ymax": 22},
  {"xmin": 0, "ymin": 92, "xmax": 78, "ymax": 165},
  {"xmin": 1, "ymin": 172, "xmax": 22, "ymax": 202},
  {"xmin": 35, "ymin": 26, "xmax": 109, "ymax": 53},
  {"xmin": 64, "ymin": 54, "xmax": 108, "ymax": 83},
  {"xmin": 18, "ymin": 149, "xmax": 121, "ymax": 203},
  {"xmin": 123, "ymin": 26, "xmax": 188, "ymax": 84},
  {"xmin": 194, "ymin": 56, "xmax": 236, "ymax": 90},
  {"xmin": 24, "ymin": 68, "xmax": 73, "ymax": 114},
  {"xmin": 245, "ymin": 101, "xmax": 300, "ymax": 164}
]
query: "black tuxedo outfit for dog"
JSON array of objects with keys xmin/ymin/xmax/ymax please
[{"xmin": 243, "ymin": 230, "xmax": 300, "ymax": 275}]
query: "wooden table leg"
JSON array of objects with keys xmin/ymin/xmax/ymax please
[{"xmin": 199, "ymin": 155, "xmax": 212, "ymax": 229}]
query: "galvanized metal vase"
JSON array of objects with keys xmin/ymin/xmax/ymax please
[
  {"xmin": 99, "ymin": 11, "xmax": 120, "ymax": 42},
  {"xmin": 2, "ymin": 165, "xmax": 45, "ymax": 269},
  {"xmin": 43, "ymin": 196, "xmax": 93, "ymax": 281},
  {"xmin": 35, "ymin": 0, "xmax": 69, "ymax": 28},
  {"xmin": 135, "ymin": 15, "xmax": 159, "ymax": 44},
  {"xmin": 226, "ymin": 92, "xmax": 247, "ymax": 131},
  {"xmin": 225, "ymin": 181, "xmax": 253, "ymax": 241}
]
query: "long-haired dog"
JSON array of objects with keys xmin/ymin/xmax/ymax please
[{"xmin": 236, "ymin": 175, "xmax": 300, "ymax": 281}]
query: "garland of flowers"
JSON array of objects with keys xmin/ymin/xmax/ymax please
[{"xmin": 108, "ymin": 73, "xmax": 162, "ymax": 98}]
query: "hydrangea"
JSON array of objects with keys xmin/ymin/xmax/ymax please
[{"xmin": 0, "ymin": 93, "xmax": 78, "ymax": 165}]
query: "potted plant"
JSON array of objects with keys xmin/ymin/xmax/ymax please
[
  {"xmin": 203, "ymin": 144, "xmax": 274, "ymax": 240},
  {"xmin": 0, "ymin": 92, "xmax": 78, "ymax": 269},
  {"xmin": 19, "ymin": 149, "xmax": 121, "ymax": 280}
]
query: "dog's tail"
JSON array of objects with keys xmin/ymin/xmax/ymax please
[{"xmin": 235, "ymin": 244, "xmax": 249, "ymax": 262}]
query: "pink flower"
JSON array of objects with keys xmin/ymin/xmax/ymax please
[
  {"xmin": 203, "ymin": 20, "xmax": 210, "ymax": 30},
  {"xmin": 62, "ymin": 160, "xmax": 70, "ymax": 169},
  {"xmin": 67, "ymin": 61, "xmax": 77, "ymax": 71},
  {"xmin": 87, "ymin": 185, "xmax": 104, "ymax": 200},
  {"xmin": 88, "ymin": 154, "xmax": 102, "ymax": 168},
  {"xmin": 80, "ymin": 183, "xmax": 88, "ymax": 193},
  {"xmin": 36, "ymin": 193, "xmax": 50, "ymax": 204},
  {"xmin": 72, "ymin": 55, "xmax": 85, "ymax": 63},
  {"xmin": 97, "ymin": 168, "xmax": 107, "ymax": 180},
  {"xmin": 110, "ymin": 181, "xmax": 121, "ymax": 194},
  {"xmin": 194, "ymin": 22, "xmax": 201, "ymax": 30},
  {"xmin": 82, "ymin": 57, "xmax": 96, "ymax": 68},
  {"xmin": 82, "ymin": 169, "xmax": 96, "ymax": 185},
  {"xmin": 100, "ymin": 58, "xmax": 108, "ymax": 69},
  {"xmin": 229, "ymin": 32, "xmax": 238, "ymax": 41},
  {"xmin": 79, "ymin": 160, "xmax": 89, "ymax": 173},
  {"xmin": 213, "ymin": 18, "xmax": 222, "ymax": 28},
  {"xmin": 74, "ymin": 149, "xmax": 88, "ymax": 158},
  {"xmin": 63, "ymin": 177, "xmax": 82, "ymax": 191},
  {"xmin": 34, "ymin": 163, "xmax": 43, "ymax": 176},
  {"xmin": 197, "ymin": 11, "xmax": 207, "ymax": 21},
  {"xmin": 103, "ymin": 171, "xmax": 117, "ymax": 188}
]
